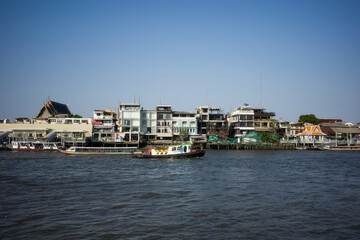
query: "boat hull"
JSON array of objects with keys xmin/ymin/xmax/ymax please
[
  {"xmin": 133, "ymin": 150, "xmax": 206, "ymax": 159},
  {"xmin": 321, "ymin": 145, "xmax": 360, "ymax": 151},
  {"xmin": 59, "ymin": 150, "xmax": 143, "ymax": 155}
]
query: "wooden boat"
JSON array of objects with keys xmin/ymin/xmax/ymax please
[
  {"xmin": 59, "ymin": 146, "xmax": 143, "ymax": 155},
  {"xmin": 322, "ymin": 145, "xmax": 360, "ymax": 151},
  {"xmin": 133, "ymin": 143, "xmax": 205, "ymax": 159}
]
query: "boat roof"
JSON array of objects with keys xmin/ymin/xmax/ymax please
[
  {"xmin": 70, "ymin": 146, "xmax": 138, "ymax": 149},
  {"xmin": 168, "ymin": 143, "xmax": 193, "ymax": 147}
]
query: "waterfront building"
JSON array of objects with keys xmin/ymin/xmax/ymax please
[
  {"xmin": 48, "ymin": 117, "xmax": 92, "ymax": 125},
  {"xmin": 118, "ymin": 103, "xmax": 141, "ymax": 142},
  {"xmin": 92, "ymin": 110, "xmax": 118, "ymax": 143},
  {"xmin": 289, "ymin": 122, "xmax": 305, "ymax": 139},
  {"xmin": 0, "ymin": 98, "xmax": 92, "ymax": 145},
  {"xmin": 196, "ymin": 106, "xmax": 228, "ymax": 135},
  {"xmin": 140, "ymin": 110, "xmax": 156, "ymax": 140},
  {"xmin": 172, "ymin": 111, "xmax": 198, "ymax": 138},
  {"xmin": 297, "ymin": 124, "xmax": 327, "ymax": 143},
  {"xmin": 277, "ymin": 119, "xmax": 291, "ymax": 139},
  {"xmin": 156, "ymin": 105, "xmax": 173, "ymax": 140},
  {"xmin": 140, "ymin": 110, "xmax": 157, "ymax": 140},
  {"xmin": 253, "ymin": 108, "xmax": 276, "ymax": 132},
  {"xmin": 229, "ymin": 105, "xmax": 255, "ymax": 138}
]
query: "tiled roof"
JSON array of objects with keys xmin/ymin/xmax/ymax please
[
  {"xmin": 36, "ymin": 99, "xmax": 71, "ymax": 118},
  {"xmin": 298, "ymin": 125, "xmax": 326, "ymax": 136},
  {"xmin": 320, "ymin": 126, "xmax": 336, "ymax": 135},
  {"xmin": 49, "ymin": 101, "xmax": 71, "ymax": 115}
]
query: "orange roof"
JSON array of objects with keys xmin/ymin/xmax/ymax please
[{"xmin": 298, "ymin": 125, "xmax": 326, "ymax": 136}]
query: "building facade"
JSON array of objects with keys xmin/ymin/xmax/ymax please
[
  {"xmin": 172, "ymin": 111, "xmax": 198, "ymax": 138},
  {"xmin": 196, "ymin": 106, "xmax": 228, "ymax": 135},
  {"xmin": 156, "ymin": 105, "xmax": 173, "ymax": 140},
  {"xmin": 92, "ymin": 110, "xmax": 118, "ymax": 142},
  {"xmin": 118, "ymin": 103, "xmax": 141, "ymax": 142},
  {"xmin": 229, "ymin": 105, "xmax": 255, "ymax": 138},
  {"xmin": 140, "ymin": 110, "xmax": 157, "ymax": 140},
  {"xmin": 253, "ymin": 108, "xmax": 276, "ymax": 132}
]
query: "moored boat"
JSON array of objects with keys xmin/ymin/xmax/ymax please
[
  {"xmin": 59, "ymin": 146, "xmax": 142, "ymax": 155},
  {"xmin": 322, "ymin": 145, "xmax": 360, "ymax": 151},
  {"xmin": 133, "ymin": 143, "xmax": 205, "ymax": 159}
]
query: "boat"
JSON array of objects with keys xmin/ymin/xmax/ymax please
[
  {"xmin": 133, "ymin": 143, "xmax": 205, "ymax": 159},
  {"xmin": 59, "ymin": 146, "xmax": 143, "ymax": 155},
  {"xmin": 322, "ymin": 145, "xmax": 360, "ymax": 151}
]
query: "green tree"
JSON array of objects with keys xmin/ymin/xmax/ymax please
[
  {"xmin": 298, "ymin": 114, "xmax": 320, "ymax": 124},
  {"xmin": 68, "ymin": 114, "xmax": 82, "ymax": 118},
  {"xmin": 179, "ymin": 129, "xmax": 189, "ymax": 141}
]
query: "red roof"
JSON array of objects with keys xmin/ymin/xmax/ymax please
[
  {"xmin": 319, "ymin": 119, "xmax": 343, "ymax": 123},
  {"xmin": 320, "ymin": 126, "xmax": 336, "ymax": 135}
]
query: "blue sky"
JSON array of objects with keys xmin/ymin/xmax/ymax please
[{"xmin": 1, "ymin": 0, "xmax": 359, "ymax": 122}]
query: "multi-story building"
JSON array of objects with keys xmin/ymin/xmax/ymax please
[
  {"xmin": 92, "ymin": 109, "xmax": 117, "ymax": 142},
  {"xmin": 229, "ymin": 105, "xmax": 255, "ymax": 138},
  {"xmin": 196, "ymin": 106, "xmax": 228, "ymax": 135},
  {"xmin": 0, "ymin": 100, "xmax": 92, "ymax": 145},
  {"xmin": 156, "ymin": 105, "xmax": 173, "ymax": 140},
  {"xmin": 289, "ymin": 122, "xmax": 305, "ymax": 139},
  {"xmin": 118, "ymin": 103, "xmax": 141, "ymax": 142},
  {"xmin": 277, "ymin": 119, "xmax": 290, "ymax": 139},
  {"xmin": 140, "ymin": 110, "xmax": 157, "ymax": 140},
  {"xmin": 253, "ymin": 108, "xmax": 276, "ymax": 132},
  {"xmin": 172, "ymin": 111, "xmax": 198, "ymax": 138}
]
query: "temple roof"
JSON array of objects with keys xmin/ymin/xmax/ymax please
[
  {"xmin": 36, "ymin": 99, "xmax": 71, "ymax": 119},
  {"xmin": 298, "ymin": 125, "xmax": 326, "ymax": 136}
]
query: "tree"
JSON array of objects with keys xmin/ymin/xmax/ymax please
[
  {"xmin": 298, "ymin": 114, "xmax": 320, "ymax": 125},
  {"xmin": 68, "ymin": 114, "xmax": 82, "ymax": 118},
  {"xmin": 179, "ymin": 129, "xmax": 189, "ymax": 141}
]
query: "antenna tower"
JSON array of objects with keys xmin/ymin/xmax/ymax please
[{"xmin": 260, "ymin": 72, "xmax": 263, "ymax": 108}]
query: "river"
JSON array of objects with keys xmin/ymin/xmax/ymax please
[{"xmin": 1, "ymin": 150, "xmax": 360, "ymax": 239}]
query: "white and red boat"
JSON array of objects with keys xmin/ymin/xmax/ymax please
[{"xmin": 134, "ymin": 143, "xmax": 205, "ymax": 159}]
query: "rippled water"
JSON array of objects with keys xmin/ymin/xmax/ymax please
[{"xmin": 1, "ymin": 150, "xmax": 360, "ymax": 239}]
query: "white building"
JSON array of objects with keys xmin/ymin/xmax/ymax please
[
  {"xmin": 156, "ymin": 105, "xmax": 173, "ymax": 140},
  {"xmin": 172, "ymin": 111, "xmax": 198, "ymax": 138},
  {"xmin": 118, "ymin": 103, "xmax": 141, "ymax": 142},
  {"xmin": 140, "ymin": 110, "xmax": 157, "ymax": 140},
  {"xmin": 92, "ymin": 109, "xmax": 117, "ymax": 142},
  {"xmin": 229, "ymin": 105, "xmax": 255, "ymax": 138}
]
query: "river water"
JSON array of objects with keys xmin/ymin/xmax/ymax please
[{"xmin": 1, "ymin": 150, "xmax": 360, "ymax": 239}]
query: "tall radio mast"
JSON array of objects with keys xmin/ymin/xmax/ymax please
[{"xmin": 260, "ymin": 72, "xmax": 263, "ymax": 108}]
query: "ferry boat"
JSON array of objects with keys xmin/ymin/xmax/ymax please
[
  {"xmin": 59, "ymin": 146, "xmax": 143, "ymax": 155},
  {"xmin": 133, "ymin": 143, "xmax": 205, "ymax": 159}
]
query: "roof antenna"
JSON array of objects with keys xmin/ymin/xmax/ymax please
[{"xmin": 260, "ymin": 72, "xmax": 263, "ymax": 108}]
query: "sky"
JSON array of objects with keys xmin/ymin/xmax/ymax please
[{"xmin": 1, "ymin": 0, "xmax": 359, "ymax": 122}]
